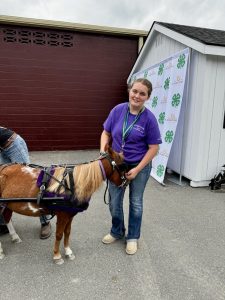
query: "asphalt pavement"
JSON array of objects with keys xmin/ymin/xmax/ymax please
[{"xmin": 1, "ymin": 149, "xmax": 225, "ymax": 300}]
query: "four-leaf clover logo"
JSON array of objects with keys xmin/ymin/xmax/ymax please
[
  {"xmin": 172, "ymin": 93, "xmax": 181, "ymax": 107},
  {"xmin": 164, "ymin": 77, "xmax": 170, "ymax": 90},
  {"xmin": 152, "ymin": 96, "xmax": 158, "ymax": 108},
  {"xmin": 144, "ymin": 70, "xmax": 148, "ymax": 78},
  {"xmin": 165, "ymin": 130, "xmax": 174, "ymax": 143},
  {"xmin": 158, "ymin": 63, "xmax": 164, "ymax": 75},
  {"xmin": 158, "ymin": 112, "xmax": 165, "ymax": 124},
  {"xmin": 157, "ymin": 165, "xmax": 165, "ymax": 177},
  {"xmin": 177, "ymin": 54, "xmax": 186, "ymax": 69}
]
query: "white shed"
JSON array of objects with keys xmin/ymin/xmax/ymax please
[{"xmin": 128, "ymin": 22, "xmax": 225, "ymax": 187}]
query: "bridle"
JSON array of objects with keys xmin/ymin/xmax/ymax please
[
  {"xmin": 100, "ymin": 152, "xmax": 129, "ymax": 188},
  {"xmin": 99, "ymin": 153, "xmax": 129, "ymax": 205}
]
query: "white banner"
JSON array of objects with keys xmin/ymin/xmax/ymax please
[{"xmin": 131, "ymin": 48, "xmax": 189, "ymax": 184}]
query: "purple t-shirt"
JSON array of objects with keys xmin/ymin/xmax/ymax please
[{"xmin": 103, "ymin": 102, "xmax": 162, "ymax": 164}]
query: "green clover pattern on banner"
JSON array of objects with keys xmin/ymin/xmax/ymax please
[
  {"xmin": 158, "ymin": 63, "xmax": 164, "ymax": 75},
  {"xmin": 172, "ymin": 93, "xmax": 181, "ymax": 107},
  {"xmin": 158, "ymin": 112, "xmax": 165, "ymax": 124},
  {"xmin": 152, "ymin": 96, "xmax": 158, "ymax": 108},
  {"xmin": 165, "ymin": 130, "xmax": 174, "ymax": 143},
  {"xmin": 130, "ymin": 49, "xmax": 189, "ymax": 184},
  {"xmin": 177, "ymin": 54, "xmax": 186, "ymax": 69},
  {"xmin": 157, "ymin": 164, "xmax": 165, "ymax": 177},
  {"xmin": 164, "ymin": 77, "xmax": 170, "ymax": 90}
]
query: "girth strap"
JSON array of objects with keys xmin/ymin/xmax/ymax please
[
  {"xmin": 37, "ymin": 167, "xmax": 54, "ymax": 205},
  {"xmin": 68, "ymin": 168, "xmax": 75, "ymax": 195}
]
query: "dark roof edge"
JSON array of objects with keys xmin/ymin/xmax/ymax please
[{"xmin": 155, "ymin": 21, "xmax": 225, "ymax": 47}]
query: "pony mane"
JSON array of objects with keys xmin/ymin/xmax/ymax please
[
  {"xmin": 74, "ymin": 160, "xmax": 103, "ymax": 201},
  {"xmin": 46, "ymin": 161, "xmax": 103, "ymax": 202},
  {"xmin": 47, "ymin": 167, "xmax": 67, "ymax": 194}
]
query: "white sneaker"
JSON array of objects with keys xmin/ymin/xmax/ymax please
[
  {"xmin": 126, "ymin": 241, "xmax": 138, "ymax": 255},
  {"xmin": 102, "ymin": 233, "xmax": 117, "ymax": 244}
]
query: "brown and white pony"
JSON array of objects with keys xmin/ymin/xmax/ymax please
[{"xmin": 0, "ymin": 147, "xmax": 126, "ymax": 264}]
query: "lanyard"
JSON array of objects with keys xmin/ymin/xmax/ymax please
[{"xmin": 122, "ymin": 105, "xmax": 145, "ymax": 149}]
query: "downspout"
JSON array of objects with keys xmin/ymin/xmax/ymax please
[{"xmin": 138, "ymin": 36, "xmax": 144, "ymax": 53}]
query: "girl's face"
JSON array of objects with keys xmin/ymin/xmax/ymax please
[{"xmin": 129, "ymin": 82, "xmax": 149, "ymax": 111}]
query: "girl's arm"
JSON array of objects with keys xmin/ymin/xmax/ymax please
[
  {"xmin": 125, "ymin": 144, "xmax": 159, "ymax": 180},
  {"xmin": 100, "ymin": 130, "xmax": 111, "ymax": 153}
]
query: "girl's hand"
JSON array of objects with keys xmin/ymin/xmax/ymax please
[{"xmin": 125, "ymin": 167, "xmax": 139, "ymax": 180}]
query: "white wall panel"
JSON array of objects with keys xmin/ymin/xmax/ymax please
[{"xmin": 207, "ymin": 57, "xmax": 225, "ymax": 177}]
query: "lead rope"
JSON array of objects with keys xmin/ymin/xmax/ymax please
[
  {"xmin": 104, "ymin": 179, "xmax": 110, "ymax": 205},
  {"xmin": 98, "ymin": 157, "xmax": 110, "ymax": 205},
  {"xmin": 103, "ymin": 179, "xmax": 129, "ymax": 205}
]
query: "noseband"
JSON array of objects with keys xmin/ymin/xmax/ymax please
[{"xmin": 100, "ymin": 153, "xmax": 129, "ymax": 188}]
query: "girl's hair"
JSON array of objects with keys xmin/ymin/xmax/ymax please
[{"xmin": 128, "ymin": 78, "xmax": 152, "ymax": 97}]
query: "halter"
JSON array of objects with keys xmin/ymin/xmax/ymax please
[{"xmin": 99, "ymin": 152, "xmax": 129, "ymax": 188}]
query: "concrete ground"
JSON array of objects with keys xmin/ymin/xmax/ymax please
[{"xmin": 1, "ymin": 150, "xmax": 225, "ymax": 300}]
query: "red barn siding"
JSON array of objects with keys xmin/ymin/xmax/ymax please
[{"xmin": 0, "ymin": 25, "xmax": 138, "ymax": 150}]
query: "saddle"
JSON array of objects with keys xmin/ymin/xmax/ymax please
[{"xmin": 36, "ymin": 166, "xmax": 89, "ymax": 214}]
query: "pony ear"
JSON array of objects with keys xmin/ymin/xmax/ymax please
[
  {"xmin": 118, "ymin": 151, "xmax": 124, "ymax": 161},
  {"xmin": 104, "ymin": 144, "xmax": 110, "ymax": 152},
  {"xmin": 107, "ymin": 145, "xmax": 113, "ymax": 155}
]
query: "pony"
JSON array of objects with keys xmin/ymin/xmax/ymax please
[{"xmin": 0, "ymin": 147, "xmax": 127, "ymax": 264}]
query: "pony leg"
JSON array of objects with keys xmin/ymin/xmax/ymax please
[
  {"xmin": 0, "ymin": 242, "xmax": 5, "ymax": 259},
  {"xmin": 7, "ymin": 220, "xmax": 22, "ymax": 243},
  {"xmin": 53, "ymin": 214, "xmax": 68, "ymax": 265},
  {"xmin": 64, "ymin": 217, "xmax": 75, "ymax": 260}
]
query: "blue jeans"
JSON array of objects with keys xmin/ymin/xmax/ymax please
[
  {"xmin": 0, "ymin": 135, "xmax": 30, "ymax": 164},
  {"xmin": 39, "ymin": 215, "xmax": 51, "ymax": 225},
  {"xmin": 108, "ymin": 163, "xmax": 151, "ymax": 240}
]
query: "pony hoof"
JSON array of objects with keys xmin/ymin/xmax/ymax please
[
  {"xmin": 54, "ymin": 258, "xmax": 64, "ymax": 265},
  {"xmin": 11, "ymin": 235, "xmax": 22, "ymax": 243},
  {"xmin": 0, "ymin": 253, "xmax": 5, "ymax": 259},
  {"xmin": 65, "ymin": 253, "xmax": 75, "ymax": 260}
]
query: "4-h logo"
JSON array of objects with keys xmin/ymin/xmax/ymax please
[
  {"xmin": 172, "ymin": 93, "xmax": 181, "ymax": 107},
  {"xmin": 177, "ymin": 54, "xmax": 186, "ymax": 69},
  {"xmin": 165, "ymin": 130, "xmax": 174, "ymax": 143},
  {"xmin": 157, "ymin": 164, "xmax": 165, "ymax": 177},
  {"xmin": 158, "ymin": 63, "xmax": 164, "ymax": 75},
  {"xmin": 158, "ymin": 112, "xmax": 165, "ymax": 124},
  {"xmin": 164, "ymin": 77, "xmax": 170, "ymax": 90},
  {"xmin": 144, "ymin": 70, "xmax": 148, "ymax": 78},
  {"xmin": 152, "ymin": 96, "xmax": 158, "ymax": 108}
]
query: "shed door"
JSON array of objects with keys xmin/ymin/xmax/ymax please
[{"xmin": 0, "ymin": 25, "xmax": 138, "ymax": 150}]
